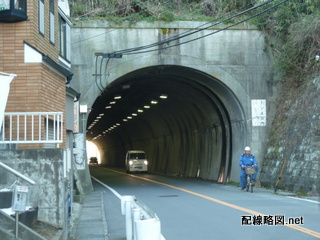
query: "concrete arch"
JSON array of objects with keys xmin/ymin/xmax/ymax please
[{"xmin": 87, "ymin": 65, "xmax": 247, "ymax": 183}]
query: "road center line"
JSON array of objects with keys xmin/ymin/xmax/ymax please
[{"xmin": 102, "ymin": 167, "xmax": 320, "ymax": 239}]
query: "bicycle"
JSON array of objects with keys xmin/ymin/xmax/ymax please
[{"xmin": 244, "ymin": 166, "xmax": 256, "ymax": 193}]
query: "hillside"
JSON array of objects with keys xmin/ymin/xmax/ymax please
[
  {"xmin": 252, "ymin": 1, "xmax": 320, "ymax": 193},
  {"xmin": 69, "ymin": 0, "xmax": 255, "ymax": 22}
]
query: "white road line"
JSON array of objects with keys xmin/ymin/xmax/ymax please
[
  {"xmin": 91, "ymin": 176, "xmax": 122, "ymax": 200},
  {"xmin": 92, "ymin": 174, "xmax": 166, "ymax": 240},
  {"xmin": 287, "ymin": 196, "xmax": 320, "ymax": 204}
]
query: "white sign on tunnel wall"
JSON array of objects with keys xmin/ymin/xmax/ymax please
[{"xmin": 251, "ymin": 99, "xmax": 267, "ymax": 126}]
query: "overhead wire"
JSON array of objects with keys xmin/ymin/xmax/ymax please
[
  {"xmin": 109, "ymin": 0, "xmax": 281, "ymax": 55},
  {"xmin": 72, "ymin": 0, "xmax": 259, "ymax": 46},
  {"xmin": 123, "ymin": 0, "xmax": 290, "ymax": 55},
  {"xmin": 76, "ymin": 0, "xmax": 258, "ymax": 50}
]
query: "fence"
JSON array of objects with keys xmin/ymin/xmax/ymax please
[{"xmin": 0, "ymin": 112, "xmax": 63, "ymax": 144}]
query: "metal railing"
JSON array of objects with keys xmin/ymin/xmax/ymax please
[{"xmin": 0, "ymin": 112, "xmax": 63, "ymax": 144}]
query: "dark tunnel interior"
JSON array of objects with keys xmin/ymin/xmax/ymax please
[{"xmin": 86, "ymin": 65, "xmax": 245, "ymax": 183}]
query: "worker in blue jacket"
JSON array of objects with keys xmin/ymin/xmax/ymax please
[{"xmin": 239, "ymin": 146, "xmax": 258, "ymax": 190}]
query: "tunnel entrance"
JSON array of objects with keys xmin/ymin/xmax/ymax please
[{"xmin": 86, "ymin": 65, "xmax": 246, "ymax": 183}]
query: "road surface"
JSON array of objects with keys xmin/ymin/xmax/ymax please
[{"xmin": 89, "ymin": 166, "xmax": 320, "ymax": 240}]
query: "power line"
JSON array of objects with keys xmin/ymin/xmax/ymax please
[
  {"xmin": 72, "ymin": 0, "xmax": 259, "ymax": 46},
  {"xmin": 123, "ymin": 0, "xmax": 289, "ymax": 55},
  {"xmin": 109, "ymin": 0, "xmax": 279, "ymax": 55}
]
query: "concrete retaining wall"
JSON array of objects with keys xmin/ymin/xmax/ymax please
[{"xmin": 0, "ymin": 149, "xmax": 66, "ymax": 228}]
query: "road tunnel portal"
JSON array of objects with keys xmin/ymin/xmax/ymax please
[{"xmin": 86, "ymin": 65, "xmax": 246, "ymax": 183}]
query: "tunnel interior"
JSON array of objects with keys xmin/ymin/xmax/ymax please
[{"xmin": 86, "ymin": 65, "xmax": 246, "ymax": 182}]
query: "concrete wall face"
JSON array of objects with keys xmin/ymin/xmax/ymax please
[
  {"xmin": 71, "ymin": 21, "xmax": 275, "ymax": 182},
  {"xmin": 0, "ymin": 149, "xmax": 66, "ymax": 228}
]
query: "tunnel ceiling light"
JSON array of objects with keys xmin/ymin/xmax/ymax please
[
  {"xmin": 122, "ymin": 84, "xmax": 131, "ymax": 90},
  {"xmin": 114, "ymin": 96, "xmax": 122, "ymax": 99},
  {"xmin": 97, "ymin": 116, "xmax": 101, "ymax": 119},
  {"xmin": 110, "ymin": 101, "xmax": 116, "ymax": 104},
  {"xmin": 144, "ymin": 105, "xmax": 150, "ymax": 109},
  {"xmin": 99, "ymin": 113, "xmax": 104, "ymax": 116},
  {"xmin": 127, "ymin": 116, "xmax": 132, "ymax": 119},
  {"xmin": 138, "ymin": 109, "xmax": 143, "ymax": 113},
  {"xmin": 151, "ymin": 100, "xmax": 158, "ymax": 104},
  {"xmin": 160, "ymin": 94, "xmax": 168, "ymax": 99},
  {"xmin": 106, "ymin": 106, "xmax": 112, "ymax": 109},
  {"xmin": 116, "ymin": 123, "xmax": 120, "ymax": 126},
  {"xmin": 123, "ymin": 119, "xmax": 128, "ymax": 122},
  {"xmin": 132, "ymin": 113, "xmax": 137, "ymax": 116}
]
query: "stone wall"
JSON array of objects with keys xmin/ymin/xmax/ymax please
[
  {"xmin": 260, "ymin": 77, "xmax": 320, "ymax": 193},
  {"xmin": 0, "ymin": 149, "xmax": 66, "ymax": 228}
]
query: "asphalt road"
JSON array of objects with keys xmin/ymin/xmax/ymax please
[{"xmin": 89, "ymin": 166, "xmax": 320, "ymax": 240}]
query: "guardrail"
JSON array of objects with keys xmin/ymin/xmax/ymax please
[
  {"xmin": 0, "ymin": 112, "xmax": 63, "ymax": 144},
  {"xmin": 121, "ymin": 195, "xmax": 165, "ymax": 240}
]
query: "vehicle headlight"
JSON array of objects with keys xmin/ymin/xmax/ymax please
[
  {"xmin": 129, "ymin": 160, "xmax": 133, "ymax": 165},
  {"xmin": 144, "ymin": 160, "xmax": 148, "ymax": 165}
]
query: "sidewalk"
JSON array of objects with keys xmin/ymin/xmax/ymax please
[{"xmin": 73, "ymin": 190, "xmax": 108, "ymax": 240}]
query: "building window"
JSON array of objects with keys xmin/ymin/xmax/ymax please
[
  {"xmin": 14, "ymin": 0, "xmax": 26, "ymax": 11},
  {"xmin": 38, "ymin": 0, "xmax": 44, "ymax": 35},
  {"xmin": 59, "ymin": 15, "xmax": 70, "ymax": 61},
  {"xmin": 0, "ymin": 0, "xmax": 9, "ymax": 10},
  {"xmin": 0, "ymin": 0, "xmax": 27, "ymax": 23},
  {"xmin": 49, "ymin": 0, "xmax": 54, "ymax": 43}
]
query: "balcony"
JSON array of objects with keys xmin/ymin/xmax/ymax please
[
  {"xmin": 0, "ymin": 112, "xmax": 63, "ymax": 144},
  {"xmin": 0, "ymin": 0, "xmax": 27, "ymax": 23}
]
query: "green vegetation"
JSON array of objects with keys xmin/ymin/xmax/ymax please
[
  {"xmin": 250, "ymin": 0, "xmax": 320, "ymax": 151},
  {"xmin": 251, "ymin": 0, "xmax": 320, "ymax": 85},
  {"xmin": 295, "ymin": 190, "xmax": 308, "ymax": 196},
  {"xmin": 226, "ymin": 181, "xmax": 240, "ymax": 186},
  {"xmin": 69, "ymin": 0, "xmax": 254, "ymax": 22}
]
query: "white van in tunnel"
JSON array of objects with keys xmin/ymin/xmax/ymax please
[{"xmin": 125, "ymin": 150, "xmax": 148, "ymax": 173}]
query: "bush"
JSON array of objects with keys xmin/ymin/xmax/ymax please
[
  {"xmin": 275, "ymin": 14, "xmax": 320, "ymax": 84},
  {"xmin": 251, "ymin": 0, "xmax": 320, "ymax": 85}
]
